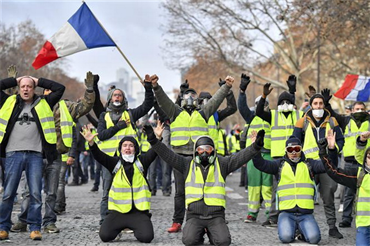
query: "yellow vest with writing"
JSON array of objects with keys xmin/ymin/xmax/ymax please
[
  {"xmin": 277, "ymin": 161, "xmax": 315, "ymax": 210},
  {"xmin": 108, "ymin": 160, "xmax": 151, "ymax": 213}
]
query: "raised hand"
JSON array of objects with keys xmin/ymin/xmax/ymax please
[
  {"xmin": 150, "ymin": 74, "xmax": 159, "ymax": 87},
  {"xmin": 84, "ymin": 71, "xmax": 94, "ymax": 90},
  {"xmin": 286, "ymin": 75, "xmax": 296, "ymax": 93},
  {"xmin": 263, "ymin": 83, "xmax": 273, "ymax": 98},
  {"xmin": 254, "ymin": 130, "xmax": 265, "ymax": 149},
  {"xmin": 7, "ymin": 65, "xmax": 17, "ymax": 78},
  {"xmin": 305, "ymin": 85, "xmax": 316, "ymax": 98},
  {"xmin": 326, "ymin": 129, "xmax": 336, "ymax": 149},
  {"xmin": 249, "ymin": 130, "xmax": 257, "ymax": 143},
  {"xmin": 321, "ymin": 88, "xmax": 332, "ymax": 105},
  {"xmin": 225, "ymin": 76, "xmax": 234, "ymax": 87},
  {"xmin": 218, "ymin": 78, "xmax": 226, "ymax": 87},
  {"xmin": 154, "ymin": 120, "xmax": 165, "ymax": 139},
  {"xmin": 181, "ymin": 79, "xmax": 190, "ymax": 92},
  {"xmin": 240, "ymin": 73, "xmax": 250, "ymax": 92},
  {"xmin": 80, "ymin": 125, "xmax": 98, "ymax": 145},
  {"xmin": 360, "ymin": 131, "xmax": 370, "ymax": 141}
]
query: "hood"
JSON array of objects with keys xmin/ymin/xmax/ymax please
[
  {"xmin": 193, "ymin": 135, "xmax": 216, "ymax": 163},
  {"xmin": 118, "ymin": 136, "xmax": 140, "ymax": 164}
]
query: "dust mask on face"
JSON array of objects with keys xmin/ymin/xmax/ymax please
[
  {"xmin": 121, "ymin": 154, "xmax": 135, "ymax": 162},
  {"xmin": 278, "ymin": 103, "xmax": 294, "ymax": 112},
  {"xmin": 312, "ymin": 109, "xmax": 324, "ymax": 118},
  {"xmin": 113, "ymin": 102, "xmax": 122, "ymax": 107}
]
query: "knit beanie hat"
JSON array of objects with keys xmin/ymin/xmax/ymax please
[
  {"xmin": 118, "ymin": 136, "xmax": 140, "ymax": 157},
  {"xmin": 309, "ymin": 94, "xmax": 325, "ymax": 106},
  {"xmin": 277, "ymin": 91, "xmax": 293, "ymax": 105},
  {"xmin": 285, "ymin": 136, "xmax": 302, "ymax": 147}
]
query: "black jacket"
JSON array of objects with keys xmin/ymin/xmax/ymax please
[{"xmin": 0, "ymin": 77, "xmax": 65, "ymax": 163}]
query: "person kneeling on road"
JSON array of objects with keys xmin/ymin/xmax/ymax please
[
  {"xmin": 144, "ymin": 125, "xmax": 264, "ymax": 246},
  {"xmin": 80, "ymin": 125, "xmax": 159, "ymax": 243}
]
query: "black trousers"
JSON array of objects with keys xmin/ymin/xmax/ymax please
[
  {"xmin": 99, "ymin": 209, "xmax": 154, "ymax": 243},
  {"xmin": 182, "ymin": 217, "xmax": 231, "ymax": 246}
]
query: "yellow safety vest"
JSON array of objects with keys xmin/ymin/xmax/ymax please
[
  {"xmin": 270, "ymin": 110, "xmax": 300, "ymax": 157},
  {"xmin": 343, "ymin": 119, "xmax": 370, "ymax": 158},
  {"xmin": 208, "ymin": 115, "xmax": 219, "ymax": 150},
  {"xmin": 217, "ymin": 129, "xmax": 226, "ymax": 156},
  {"xmin": 245, "ymin": 116, "xmax": 271, "ymax": 150},
  {"xmin": 98, "ymin": 111, "xmax": 138, "ymax": 156},
  {"xmin": 170, "ymin": 110, "xmax": 208, "ymax": 147},
  {"xmin": 0, "ymin": 95, "xmax": 56, "ymax": 144},
  {"xmin": 229, "ymin": 135, "xmax": 240, "ymax": 154},
  {"xmin": 61, "ymin": 153, "xmax": 69, "ymax": 162},
  {"xmin": 108, "ymin": 160, "xmax": 151, "ymax": 213},
  {"xmin": 185, "ymin": 159, "xmax": 226, "ymax": 208},
  {"xmin": 140, "ymin": 133, "xmax": 150, "ymax": 152},
  {"xmin": 355, "ymin": 167, "xmax": 370, "ymax": 227},
  {"xmin": 302, "ymin": 119, "xmax": 334, "ymax": 160},
  {"xmin": 277, "ymin": 161, "xmax": 315, "ymax": 210},
  {"xmin": 59, "ymin": 100, "xmax": 73, "ymax": 148}
]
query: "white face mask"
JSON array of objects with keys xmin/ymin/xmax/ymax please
[
  {"xmin": 113, "ymin": 101, "xmax": 122, "ymax": 106},
  {"xmin": 278, "ymin": 103, "xmax": 294, "ymax": 112},
  {"xmin": 312, "ymin": 109, "xmax": 324, "ymax": 118},
  {"xmin": 121, "ymin": 154, "xmax": 135, "ymax": 162},
  {"xmin": 290, "ymin": 157, "xmax": 300, "ymax": 163}
]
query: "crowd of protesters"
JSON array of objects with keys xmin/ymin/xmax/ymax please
[{"xmin": 1, "ymin": 65, "xmax": 370, "ymax": 246}]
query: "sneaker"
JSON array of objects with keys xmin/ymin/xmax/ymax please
[
  {"xmin": 44, "ymin": 223, "xmax": 60, "ymax": 233},
  {"xmin": 338, "ymin": 204, "xmax": 344, "ymax": 213},
  {"xmin": 90, "ymin": 186, "xmax": 98, "ymax": 192},
  {"xmin": 10, "ymin": 222, "xmax": 27, "ymax": 232},
  {"xmin": 30, "ymin": 231, "xmax": 42, "ymax": 240},
  {"xmin": 163, "ymin": 191, "xmax": 171, "ymax": 197},
  {"xmin": 123, "ymin": 228, "xmax": 133, "ymax": 234},
  {"xmin": 264, "ymin": 219, "xmax": 278, "ymax": 228},
  {"xmin": 244, "ymin": 215, "xmax": 257, "ymax": 223},
  {"xmin": 329, "ymin": 227, "xmax": 343, "ymax": 239},
  {"xmin": 167, "ymin": 222, "xmax": 182, "ymax": 233},
  {"xmin": 151, "ymin": 190, "xmax": 156, "ymax": 196},
  {"xmin": 54, "ymin": 209, "xmax": 66, "ymax": 215},
  {"xmin": 339, "ymin": 220, "xmax": 351, "ymax": 228},
  {"xmin": 0, "ymin": 230, "xmax": 9, "ymax": 240}
]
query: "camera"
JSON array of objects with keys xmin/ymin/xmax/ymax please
[{"xmin": 20, "ymin": 113, "xmax": 30, "ymax": 125}]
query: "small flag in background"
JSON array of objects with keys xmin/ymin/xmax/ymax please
[
  {"xmin": 334, "ymin": 74, "xmax": 370, "ymax": 102},
  {"xmin": 32, "ymin": 2, "xmax": 116, "ymax": 70}
]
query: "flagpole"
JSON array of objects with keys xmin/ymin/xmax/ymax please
[{"xmin": 86, "ymin": 2, "xmax": 143, "ymax": 82}]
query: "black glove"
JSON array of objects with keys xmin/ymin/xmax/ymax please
[
  {"xmin": 305, "ymin": 85, "xmax": 316, "ymax": 98},
  {"xmin": 218, "ymin": 78, "xmax": 226, "ymax": 87},
  {"xmin": 263, "ymin": 83, "xmax": 273, "ymax": 97},
  {"xmin": 321, "ymin": 88, "xmax": 332, "ymax": 105},
  {"xmin": 253, "ymin": 130, "xmax": 265, "ymax": 150},
  {"xmin": 286, "ymin": 75, "xmax": 296, "ymax": 94},
  {"xmin": 143, "ymin": 125, "xmax": 157, "ymax": 144},
  {"xmin": 240, "ymin": 73, "xmax": 250, "ymax": 92},
  {"xmin": 180, "ymin": 80, "xmax": 189, "ymax": 93},
  {"xmin": 93, "ymin": 74, "xmax": 99, "ymax": 85},
  {"xmin": 318, "ymin": 138, "xmax": 328, "ymax": 157},
  {"xmin": 117, "ymin": 120, "xmax": 127, "ymax": 130},
  {"xmin": 144, "ymin": 81, "xmax": 152, "ymax": 90}
]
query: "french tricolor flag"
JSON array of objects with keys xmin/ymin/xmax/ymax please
[
  {"xmin": 334, "ymin": 74, "xmax": 370, "ymax": 102},
  {"xmin": 32, "ymin": 3, "xmax": 116, "ymax": 70}
]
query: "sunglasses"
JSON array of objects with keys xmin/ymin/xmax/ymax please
[
  {"xmin": 196, "ymin": 145, "xmax": 214, "ymax": 155},
  {"xmin": 286, "ymin": 146, "xmax": 302, "ymax": 153}
]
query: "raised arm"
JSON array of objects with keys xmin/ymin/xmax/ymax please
[
  {"xmin": 38, "ymin": 78, "xmax": 65, "ymax": 108},
  {"xmin": 129, "ymin": 75, "xmax": 155, "ymax": 122}
]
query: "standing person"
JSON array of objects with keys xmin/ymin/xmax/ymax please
[
  {"xmin": 325, "ymin": 99, "xmax": 370, "ymax": 228},
  {"xmin": 252, "ymin": 134, "xmax": 339, "ymax": 244},
  {"xmin": 145, "ymin": 125, "xmax": 264, "ymax": 245},
  {"xmin": 0, "ymin": 66, "xmax": 65, "ymax": 240},
  {"xmin": 293, "ymin": 92, "xmax": 345, "ymax": 239},
  {"xmin": 319, "ymin": 131, "xmax": 370, "ymax": 246},
  {"xmin": 11, "ymin": 71, "xmax": 95, "ymax": 234},
  {"xmin": 255, "ymin": 75, "xmax": 301, "ymax": 227},
  {"xmin": 96, "ymin": 75, "xmax": 154, "ymax": 225},
  {"xmin": 152, "ymin": 75, "xmax": 234, "ymax": 233},
  {"xmin": 80, "ymin": 125, "xmax": 159, "ymax": 243},
  {"xmin": 238, "ymin": 73, "xmax": 272, "ymax": 224}
]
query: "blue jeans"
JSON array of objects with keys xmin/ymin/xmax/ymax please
[
  {"xmin": 278, "ymin": 212, "xmax": 321, "ymax": 244},
  {"xmin": 0, "ymin": 151, "xmax": 44, "ymax": 232},
  {"xmin": 357, "ymin": 226, "xmax": 370, "ymax": 246}
]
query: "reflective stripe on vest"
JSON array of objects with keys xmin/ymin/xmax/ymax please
[
  {"xmin": 217, "ymin": 129, "xmax": 226, "ymax": 156},
  {"xmin": 302, "ymin": 120, "xmax": 331, "ymax": 160},
  {"xmin": 170, "ymin": 110, "xmax": 208, "ymax": 147},
  {"xmin": 140, "ymin": 133, "xmax": 150, "ymax": 152},
  {"xmin": 108, "ymin": 160, "xmax": 151, "ymax": 213},
  {"xmin": 343, "ymin": 120, "xmax": 370, "ymax": 158},
  {"xmin": 229, "ymin": 135, "xmax": 240, "ymax": 153},
  {"xmin": 245, "ymin": 116, "xmax": 271, "ymax": 150},
  {"xmin": 208, "ymin": 115, "xmax": 219, "ymax": 150},
  {"xmin": 61, "ymin": 153, "xmax": 69, "ymax": 162},
  {"xmin": 277, "ymin": 161, "xmax": 315, "ymax": 210},
  {"xmin": 0, "ymin": 95, "xmax": 17, "ymax": 143},
  {"xmin": 34, "ymin": 99, "xmax": 57, "ymax": 144},
  {"xmin": 98, "ymin": 111, "xmax": 138, "ymax": 156},
  {"xmin": 59, "ymin": 100, "xmax": 73, "ymax": 148},
  {"xmin": 270, "ymin": 110, "xmax": 300, "ymax": 157},
  {"xmin": 185, "ymin": 159, "xmax": 226, "ymax": 208},
  {"xmin": 356, "ymin": 167, "xmax": 370, "ymax": 227}
]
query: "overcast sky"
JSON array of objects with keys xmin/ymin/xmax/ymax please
[{"xmin": 1, "ymin": 0, "xmax": 180, "ymax": 91}]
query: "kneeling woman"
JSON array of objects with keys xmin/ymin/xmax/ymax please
[{"xmin": 81, "ymin": 125, "xmax": 158, "ymax": 243}]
